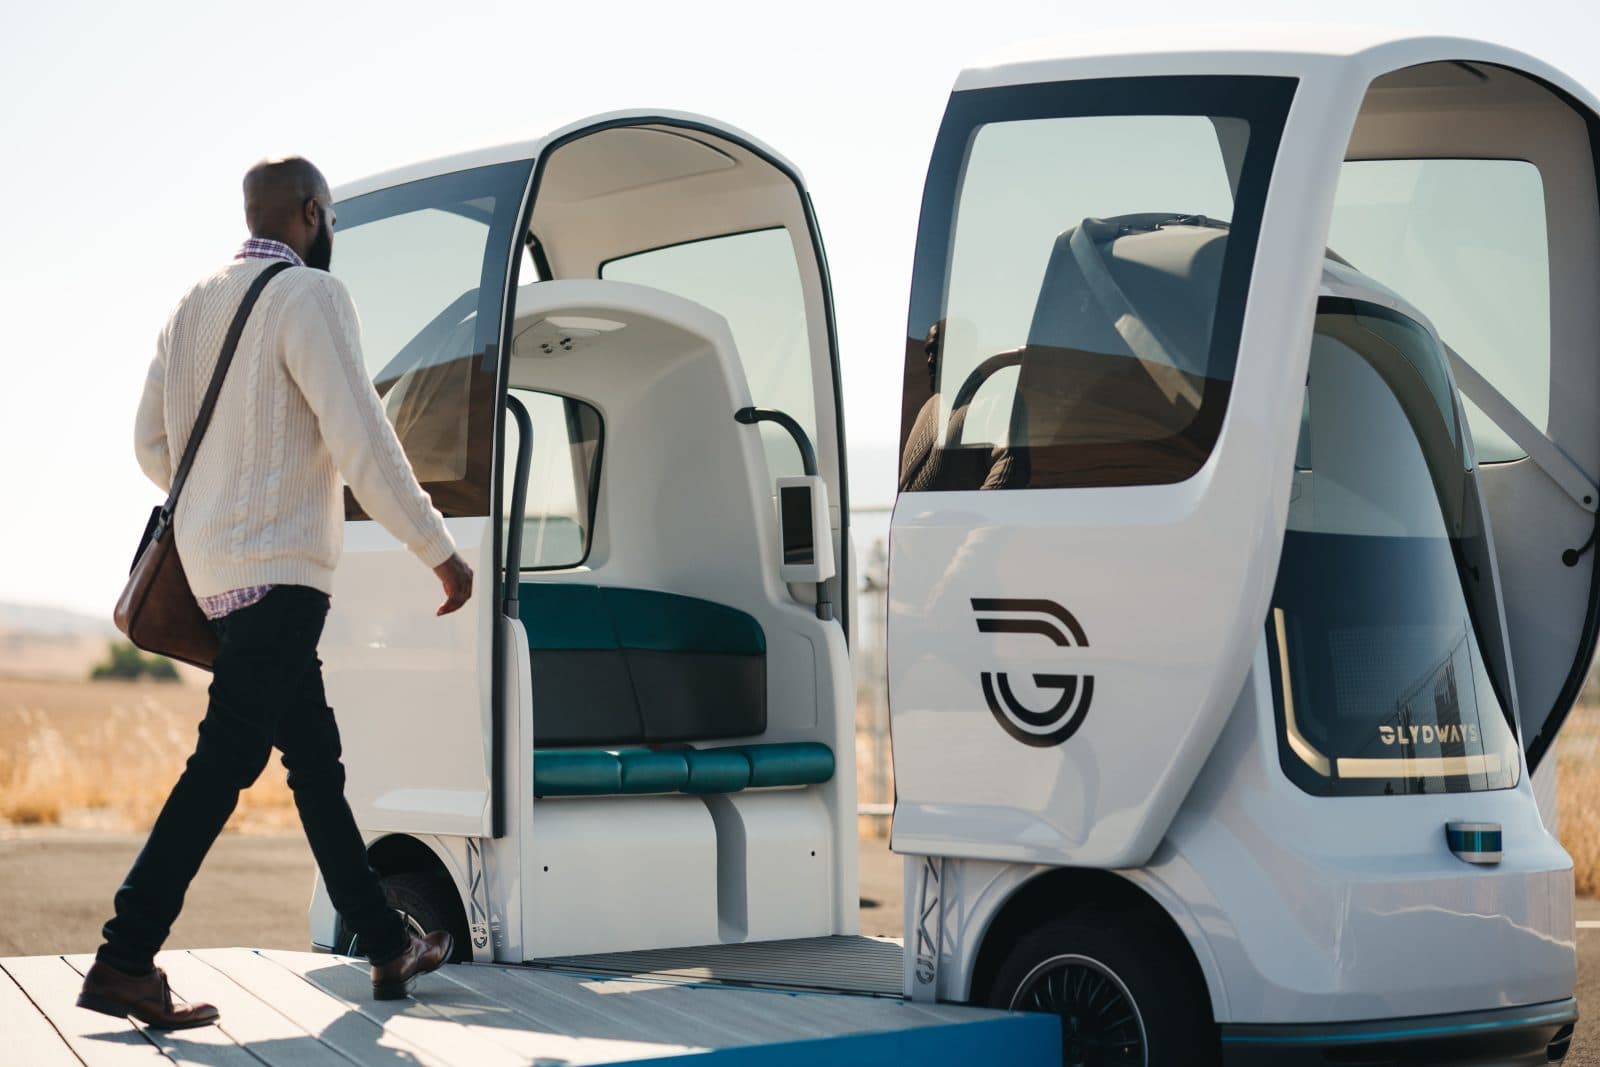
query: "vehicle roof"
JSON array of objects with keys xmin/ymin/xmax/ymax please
[
  {"xmin": 954, "ymin": 25, "xmax": 1599, "ymax": 111},
  {"xmin": 332, "ymin": 110, "xmax": 804, "ymax": 203}
]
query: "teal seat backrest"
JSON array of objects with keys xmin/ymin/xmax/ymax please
[
  {"xmin": 601, "ymin": 587, "xmax": 765, "ymax": 655},
  {"xmin": 519, "ymin": 583, "xmax": 767, "ymax": 747},
  {"xmin": 517, "ymin": 584, "xmax": 765, "ymax": 655},
  {"xmin": 518, "ymin": 583, "xmax": 616, "ymax": 650}
]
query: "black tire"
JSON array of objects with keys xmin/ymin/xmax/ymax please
[
  {"xmin": 983, "ymin": 911, "xmax": 1217, "ymax": 1067},
  {"xmin": 337, "ymin": 871, "xmax": 471, "ymax": 963}
]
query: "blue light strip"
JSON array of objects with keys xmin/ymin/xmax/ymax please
[{"xmin": 1446, "ymin": 827, "xmax": 1503, "ymax": 855}]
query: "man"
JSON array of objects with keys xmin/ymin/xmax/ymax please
[{"xmin": 76, "ymin": 157, "xmax": 474, "ymax": 1029}]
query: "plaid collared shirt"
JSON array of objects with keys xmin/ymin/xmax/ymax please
[
  {"xmin": 234, "ymin": 237, "xmax": 305, "ymax": 268},
  {"xmin": 194, "ymin": 239, "xmax": 305, "ymax": 621}
]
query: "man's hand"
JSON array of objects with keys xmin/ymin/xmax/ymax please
[{"xmin": 433, "ymin": 554, "xmax": 474, "ymax": 616}]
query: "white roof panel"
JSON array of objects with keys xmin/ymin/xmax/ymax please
[
  {"xmin": 332, "ymin": 110, "xmax": 804, "ymax": 203},
  {"xmin": 954, "ymin": 26, "xmax": 1599, "ymax": 112}
]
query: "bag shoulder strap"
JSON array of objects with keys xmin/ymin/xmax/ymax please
[{"xmin": 161, "ymin": 260, "xmax": 295, "ymax": 519}]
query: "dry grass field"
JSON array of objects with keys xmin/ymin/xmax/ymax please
[
  {"xmin": 1560, "ymin": 702, "xmax": 1600, "ymax": 896},
  {"xmin": 0, "ymin": 675, "xmax": 295, "ymax": 833},
  {"xmin": 0, "ymin": 672, "xmax": 893, "ymax": 840}
]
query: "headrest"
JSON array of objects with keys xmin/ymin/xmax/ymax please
[{"xmin": 1028, "ymin": 215, "xmax": 1230, "ymax": 381}]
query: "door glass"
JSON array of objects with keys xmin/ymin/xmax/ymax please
[
  {"xmin": 602, "ymin": 228, "xmax": 816, "ymax": 479},
  {"xmin": 898, "ymin": 77, "xmax": 1295, "ymax": 492},
  {"xmin": 1268, "ymin": 299, "xmax": 1520, "ymax": 796},
  {"xmin": 332, "ymin": 161, "xmax": 533, "ymax": 516},
  {"xmin": 1328, "ymin": 159, "xmax": 1550, "ymax": 462},
  {"xmin": 503, "ymin": 389, "xmax": 602, "ymax": 570}
]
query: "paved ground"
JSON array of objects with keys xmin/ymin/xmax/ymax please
[
  {"xmin": 1573, "ymin": 898, "xmax": 1600, "ymax": 1065},
  {"xmin": 0, "ymin": 830, "xmax": 1591, "ymax": 1060}
]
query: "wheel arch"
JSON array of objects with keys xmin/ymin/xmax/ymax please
[
  {"xmin": 367, "ymin": 833, "xmax": 461, "ymax": 884},
  {"xmin": 966, "ymin": 866, "xmax": 1224, "ymax": 1020},
  {"xmin": 354, "ymin": 833, "xmax": 475, "ymax": 948}
]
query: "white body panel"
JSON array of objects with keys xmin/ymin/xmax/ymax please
[
  {"xmin": 525, "ymin": 796, "xmax": 723, "ymax": 957},
  {"xmin": 913, "ymin": 643, "xmax": 1575, "ymax": 1022},
  {"xmin": 705, "ymin": 790, "xmax": 835, "ymax": 942},
  {"xmin": 324, "ymin": 516, "xmax": 495, "ymax": 837}
]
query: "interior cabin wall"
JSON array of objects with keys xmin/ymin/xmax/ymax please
[
  {"xmin": 506, "ymin": 283, "xmax": 859, "ymax": 942},
  {"xmin": 506, "ymin": 291, "xmax": 808, "ymax": 716}
]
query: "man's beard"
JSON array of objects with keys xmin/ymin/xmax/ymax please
[{"xmin": 306, "ymin": 214, "xmax": 333, "ymax": 271}]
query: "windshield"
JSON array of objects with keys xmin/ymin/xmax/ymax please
[
  {"xmin": 1268, "ymin": 298, "xmax": 1520, "ymax": 796},
  {"xmin": 898, "ymin": 76, "xmax": 1296, "ymax": 492}
]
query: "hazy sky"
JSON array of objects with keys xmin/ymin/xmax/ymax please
[{"xmin": 2, "ymin": 0, "xmax": 1596, "ymax": 617}]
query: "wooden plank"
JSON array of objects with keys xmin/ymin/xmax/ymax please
[
  {"xmin": 260, "ymin": 951, "xmax": 531, "ymax": 1067},
  {"xmin": 0, "ymin": 961, "xmax": 85, "ymax": 1067},
  {"xmin": 498, "ymin": 962, "xmax": 1011, "ymax": 1049},
  {"xmin": 278, "ymin": 953, "xmax": 697, "ymax": 1067},
  {"xmin": 150, "ymin": 954, "xmax": 351, "ymax": 1067},
  {"xmin": 495, "ymin": 965, "xmax": 810, "ymax": 1046},
  {"xmin": 145, "ymin": 953, "xmax": 352, "ymax": 1067},
  {"xmin": 437, "ymin": 964, "xmax": 721, "ymax": 1047},
  {"xmin": 57, "ymin": 955, "xmax": 257, "ymax": 1067},
  {"xmin": 194, "ymin": 950, "xmax": 445, "ymax": 1067},
  {"xmin": 1, "ymin": 956, "xmax": 169, "ymax": 1067}
]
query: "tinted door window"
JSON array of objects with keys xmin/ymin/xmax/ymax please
[
  {"xmin": 1268, "ymin": 299, "xmax": 1520, "ymax": 796},
  {"xmin": 332, "ymin": 161, "xmax": 532, "ymax": 516},
  {"xmin": 899, "ymin": 77, "xmax": 1295, "ymax": 492},
  {"xmin": 503, "ymin": 389, "xmax": 601, "ymax": 570}
]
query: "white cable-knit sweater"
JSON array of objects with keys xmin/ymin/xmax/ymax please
[{"xmin": 133, "ymin": 259, "xmax": 457, "ymax": 599}]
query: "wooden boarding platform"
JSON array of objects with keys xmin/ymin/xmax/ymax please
[{"xmin": 0, "ymin": 948, "xmax": 1057, "ymax": 1066}]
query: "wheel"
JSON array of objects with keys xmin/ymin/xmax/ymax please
[
  {"xmin": 983, "ymin": 912, "xmax": 1217, "ymax": 1067},
  {"xmin": 337, "ymin": 871, "xmax": 471, "ymax": 963}
]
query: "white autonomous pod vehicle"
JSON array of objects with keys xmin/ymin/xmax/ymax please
[
  {"xmin": 307, "ymin": 28, "xmax": 1595, "ymax": 1067},
  {"xmin": 890, "ymin": 27, "xmax": 1598, "ymax": 1066}
]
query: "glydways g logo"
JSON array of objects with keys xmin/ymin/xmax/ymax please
[{"xmin": 973, "ymin": 598, "xmax": 1093, "ymax": 748}]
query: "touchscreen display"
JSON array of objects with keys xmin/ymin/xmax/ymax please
[{"xmin": 780, "ymin": 485, "xmax": 815, "ymax": 566}]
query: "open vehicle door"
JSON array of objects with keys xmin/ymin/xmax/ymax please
[
  {"xmin": 324, "ymin": 160, "xmax": 531, "ymax": 839},
  {"xmin": 888, "ymin": 73, "xmax": 1309, "ymax": 869},
  {"xmin": 1323, "ymin": 56, "xmax": 1600, "ymax": 773}
]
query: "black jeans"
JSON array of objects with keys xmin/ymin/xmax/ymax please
[{"xmin": 96, "ymin": 584, "xmax": 407, "ymax": 974}]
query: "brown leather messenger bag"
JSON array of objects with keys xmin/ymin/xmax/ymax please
[{"xmin": 114, "ymin": 260, "xmax": 294, "ymax": 669}]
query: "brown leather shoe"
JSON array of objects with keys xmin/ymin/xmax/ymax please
[
  {"xmin": 370, "ymin": 929, "xmax": 453, "ymax": 1000},
  {"xmin": 77, "ymin": 961, "xmax": 219, "ymax": 1030}
]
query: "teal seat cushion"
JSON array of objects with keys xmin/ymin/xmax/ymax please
[
  {"xmin": 532, "ymin": 743, "xmax": 833, "ymax": 797},
  {"xmin": 617, "ymin": 750, "xmax": 690, "ymax": 794},
  {"xmin": 534, "ymin": 750, "xmax": 621, "ymax": 796},
  {"xmin": 682, "ymin": 748, "xmax": 752, "ymax": 794},
  {"xmin": 732, "ymin": 742, "xmax": 836, "ymax": 788}
]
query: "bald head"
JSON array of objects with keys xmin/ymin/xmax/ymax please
[{"xmin": 243, "ymin": 157, "xmax": 335, "ymax": 269}]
